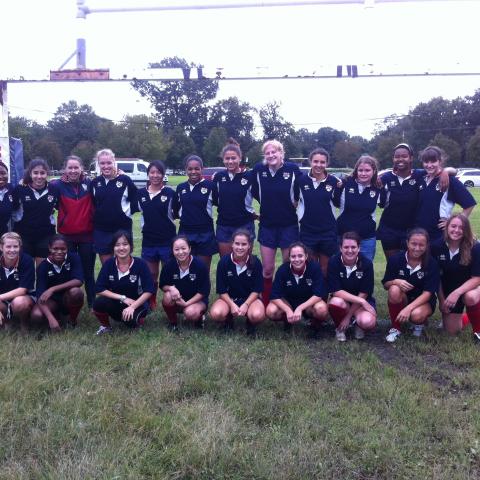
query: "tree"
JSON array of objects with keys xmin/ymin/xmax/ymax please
[
  {"xmin": 131, "ymin": 57, "xmax": 219, "ymax": 135},
  {"xmin": 31, "ymin": 139, "xmax": 63, "ymax": 169},
  {"xmin": 259, "ymin": 101, "xmax": 294, "ymax": 141},
  {"xmin": 8, "ymin": 116, "xmax": 48, "ymax": 162},
  {"xmin": 316, "ymin": 127, "xmax": 349, "ymax": 156},
  {"xmin": 371, "ymin": 133, "xmax": 404, "ymax": 169},
  {"xmin": 166, "ymin": 126, "xmax": 196, "ymax": 170},
  {"xmin": 430, "ymin": 133, "xmax": 462, "ymax": 167},
  {"xmin": 47, "ymin": 101, "xmax": 103, "ymax": 156},
  {"xmin": 202, "ymin": 127, "xmax": 228, "ymax": 166},
  {"xmin": 332, "ymin": 139, "xmax": 364, "ymax": 168},
  {"xmin": 466, "ymin": 127, "xmax": 480, "ymax": 167}
]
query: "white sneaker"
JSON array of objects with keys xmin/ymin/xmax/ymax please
[
  {"xmin": 412, "ymin": 324, "xmax": 424, "ymax": 338},
  {"xmin": 386, "ymin": 328, "xmax": 401, "ymax": 343},
  {"xmin": 96, "ymin": 326, "xmax": 112, "ymax": 335},
  {"xmin": 354, "ymin": 325, "xmax": 365, "ymax": 340},
  {"xmin": 335, "ymin": 329, "xmax": 347, "ymax": 342}
]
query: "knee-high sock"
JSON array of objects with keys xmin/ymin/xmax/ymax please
[
  {"xmin": 262, "ymin": 277, "xmax": 273, "ymax": 307},
  {"xmin": 149, "ymin": 283, "xmax": 158, "ymax": 309},
  {"xmin": 163, "ymin": 304, "xmax": 178, "ymax": 325},
  {"xmin": 466, "ymin": 302, "xmax": 480, "ymax": 334},
  {"xmin": 462, "ymin": 312, "xmax": 470, "ymax": 328},
  {"xmin": 328, "ymin": 304, "xmax": 347, "ymax": 328},
  {"xmin": 67, "ymin": 303, "xmax": 83, "ymax": 324},
  {"xmin": 388, "ymin": 301, "xmax": 404, "ymax": 331},
  {"xmin": 93, "ymin": 311, "xmax": 111, "ymax": 328}
]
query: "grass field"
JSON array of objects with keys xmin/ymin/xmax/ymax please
[{"xmin": 1, "ymin": 181, "xmax": 480, "ymax": 479}]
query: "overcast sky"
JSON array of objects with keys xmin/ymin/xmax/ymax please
[{"xmin": 2, "ymin": 0, "xmax": 480, "ymax": 139}]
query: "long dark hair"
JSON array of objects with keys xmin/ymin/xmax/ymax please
[
  {"xmin": 23, "ymin": 158, "xmax": 49, "ymax": 185},
  {"xmin": 110, "ymin": 230, "xmax": 134, "ymax": 254}
]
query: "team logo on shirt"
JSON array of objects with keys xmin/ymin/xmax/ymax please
[
  {"xmin": 369, "ymin": 191, "xmax": 376, "ymax": 198},
  {"xmin": 189, "ymin": 273, "xmax": 196, "ymax": 281},
  {"xmin": 435, "ymin": 184, "xmax": 441, "ymax": 191},
  {"xmin": 109, "ymin": 275, "xmax": 115, "ymax": 281},
  {"xmin": 65, "ymin": 263, "xmax": 71, "ymax": 271},
  {"xmin": 325, "ymin": 185, "xmax": 332, "ymax": 192},
  {"xmin": 246, "ymin": 270, "xmax": 252, "ymax": 277},
  {"xmin": 262, "ymin": 172, "xmax": 268, "ymax": 177},
  {"xmin": 283, "ymin": 172, "xmax": 290, "ymax": 180},
  {"xmin": 340, "ymin": 272, "xmax": 344, "ymax": 278},
  {"xmin": 348, "ymin": 188, "xmax": 354, "ymax": 194},
  {"xmin": 47, "ymin": 195, "xmax": 54, "ymax": 203},
  {"xmin": 160, "ymin": 195, "xmax": 167, "ymax": 202},
  {"xmin": 304, "ymin": 185, "xmax": 310, "ymax": 191},
  {"xmin": 129, "ymin": 275, "xmax": 137, "ymax": 283},
  {"xmin": 8, "ymin": 195, "xmax": 12, "ymax": 202},
  {"xmin": 221, "ymin": 177, "xmax": 227, "ymax": 182},
  {"xmin": 356, "ymin": 271, "xmax": 363, "ymax": 279},
  {"xmin": 439, "ymin": 254, "xmax": 446, "ymax": 261},
  {"xmin": 399, "ymin": 269, "xmax": 405, "ymax": 276},
  {"xmin": 241, "ymin": 178, "xmax": 248, "ymax": 186},
  {"xmin": 173, "ymin": 274, "xmax": 179, "ymax": 280},
  {"xmin": 97, "ymin": 181, "xmax": 102, "ymax": 187},
  {"xmin": 419, "ymin": 185, "xmax": 424, "ymax": 190},
  {"xmin": 141, "ymin": 197, "xmax": 146, "ymax": 202},
  {"xmin": 116, "ymin": 181, "xmax": 123, "ymax": 188},
  {"xmin": 13, "ymin": 273, "xmax": 19, "ymax": 281},
  {"xmin": 286, "ymin": 280, "xmax": 292, "ymax": 286},
  {"xmin": 48, "ymin": 271, "xmax": 54, "ymax": 277},
  {"xmin": 409, "ymin": 179, "xmax": 416, "ymax": 185},
  {"xmin": 181, "ymin": 189, "xmax": 187, "ymax": 194},
  {"xmin": 306, "ymin": 278, "xmax": 312, "ymax": 286},
  {"xmin": 227, "ymin": 271, "xmax": 233, "ymax": 277},
  {"xmin": 200, "ymin": 187, "xmax": 208, "ymax": 195},
  {"xmin": 417, "ymin": 271, "xmax": 424, "ymax": 279},
  {"xmin": 25, "ymin": 195, "xmax": 31, "ymax": 202}
]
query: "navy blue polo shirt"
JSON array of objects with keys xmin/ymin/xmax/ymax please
[
  {"xmin": 378, "ymin": 169, "xmax": 424, "ymax": 231},
  {"xmin": 431, "ymin": 241, "xmax": 480, "ymax": 293},
  {"xmin": 90, "ymin": 174, "xmax": 138, "ymax": 232},
  {"xmin": 213, "ymin": 170, "xmax": 255, "ymax": 227},
  {"xmin": 95, "ymin": 256, "xmax": 155, "ymax": 300},
  {"xmin": 36, "ymin": 252, "xmax": 84, "ymax": 298},
  {"xmin": 0, "ymin": 252, "xmax": 35, "ymax": 295},
  {"xmin": 415, "ymin": 175, "xmax": 476, "ymax": 240},
  {"xmin": 138, "ymin": 186, "xmax": 176, "ymax": 247},
  {"xmin": 294, "ymin": 173, "xmax": 338, "ymax": 234},
  {"xmin": 333, "ymin": 177, "xmax": 380, "ymax": 239},
  {"xmin": 0, "ymin": 185, "xmax": 14, "ymax": 236},
  {"xmin": 327, "ymin": 253, "xmax": 375, "ymax": 299},
  {"xmin": 270, "ymin": 260, "xmax": 327, "ymax": 308},
  {"xmin": 251, "ymin": 162, "xmax": 301, "ymax": 228},
  {"xmin": 382, "ymin": 251, "xmax": 440, "ymax": 300},
  {"xmin": 159, "ymin": 256, "xmax": 210, "ymax": 303},
  {"xmin": 12, "ymin": 183, "xmax": 58, "ymax": 239},
  {"xmin": 175, "ymin": 179, "xmax": 216, "ymax": 233},
  {"xmin": 216, "ymin": 254, "xmax": 263, "ymax": 299}
]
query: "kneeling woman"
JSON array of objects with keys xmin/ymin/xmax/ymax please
[
  {"xmin": 0, "ymin": 232, "xmax": 35, "ymax": 330},
  {"xmin": 267, "ymin": 242, "xmax": 328, "ymax": 333},
  {"xmin": 160, "ymin": 235, "xmax": 210, "ymax": 330},
  {"xmin": 382, "ymin": 228, "xmax": 440, "ymax": 343},
  {"xmin": 210, "ymin": 229, "xmax": 265, "ymax": 335},
  {"xmin": 431, "ymin": 214, "xmax": 480, "ymax": 339},
  {"xmin": 31, "ymin": 234, "xmax": 84, "ymax": 332},
  {"xmin": 93, "ymin": 230, "xmax": 154, "ymax": 334},
  {"xmin": 327, "ymin": 231, "xmax": 377, "ymax": 342}
]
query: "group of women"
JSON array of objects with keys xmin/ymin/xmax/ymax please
[{"xmin": 0, "ymin": 139, "xmax": 479, "ymax": 344}]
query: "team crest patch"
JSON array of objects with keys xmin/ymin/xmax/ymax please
[
  {"xmin": 227, "ymin": 271, "xmax": 233, "ymax": 277},
  {"xmin": 173, "ymin": 274, "xmax": 179, "ymax": 280},
  {"xmin": 97, "ymin": 182, "xmax": 102, "ymax": 187},
  {"xmin": 417, "ymin": 271, "xmax": 424, "ymax": 279},
  {"xmin": 181, "ymin": 189, "xmax": 186, "ymax": 194},
  {"xmin": 349, "ymin": 188, "xmax": 355, "ymax": 194},
  {"xmin": 283, "ymin": 172, "xmax": 290, "ymax": 180},
  {"xmin": 47, "ymin": 195, "xmax": 54, "ymax": 203},
  {"xmin": 241, "ymin": 178, "xmax": 248, "ymax": 186},
  {"xmin": 8, "ymin": 195, "xmax": 12, "ymax": 202},
  {"xmin": 65, "ymin": 263, "xmax": 71, "ymax": 271},
  {"xmin": 369, "ymin": 191, "xmax": 376, "ymax": 198},
  {"xmin": 109, "ymin": 275, "xmax": 115, "ymax": 281},
  {"xmin": 409, "ymin": 179, "xmax": 416, "ymax": 185},
  {"xmin": 399, "ymin": 269, "xmax": 405, "ymax": 276},
  {"xmin": 419, "ymin": 185, "xmax": 424, "ymax": 190},
  {"xmin": 129, "ymin": 275, "xmax": 137, "ymax": 283},
  {"xmin": 247, "ymin": 270, "xmax": 252, "ymax": 277},
  {"xmin": 306, "ymin": 278, "xmax": 313, "ymax": 286},
  {"xmin": 200, "ymin": 187, "xmax": 208, "ymax": 194},
  {"xmin": 189, "ymin": 273, "xmax": 196, "ymax": 281},
  {"xmin": 356, "ymin": 271, "xmax": 363, "ymax": 279},
  {"xmin": 116, "ymin": 181, "xmax": 123, "ymax": 188},
  {"xmin": 325, "ymin": 185, "xmax": 332, "ymax": 192},
  {"xmin": 14, "ymin": 273, "xmax": 19, "ymax": 281},
  {"xmin": 435, "ymin": 184, "xmax": 441, "ymax": 191},
  {"xmin": 160, "ymin": 195, "xmax": 167, "ymax": 202}
]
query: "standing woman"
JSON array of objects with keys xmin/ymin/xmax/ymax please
[
  {"xmin": 175, "ymin": 155, "xmax": 217, "ymax": 272},
  {"xmin": 209, "ymin": 229, "xmax": 265, "ymax": 335},
  {"xmin": 0, "ymin": 161, "xmax": 14, "ymax": 237},
  {"xmin": 251, "ymin": 140, "xmax": 301, "ymax": 305},
  {"xmin": 333, "ymin": 155, "xmax": 381, "ymax": 262},
  {"xmin": 137, "ymin": 160, "xmax": 176, "ymax": 307},
  {"xmin": 160, "ymin": 235, "xmax": 210, "ymax": 331},
  {"xmin": 93, "ymin": 230, "xmax": 154, "ymax": 335},
  {"xmin": 12, "ymin": 158, "xmax": 58, "ymax": 266},
  {"xmin": 415, "ymin": 146, "xmax": 476, "ymax": 244},
  {"xmin": 31, "ymin": 234, "xmax": 84, "ymax": 332},
  {"xmin": 0, "ymin": 232, "xmax": 35, "ymax": 331},
  {"xmin": 295, "ymin": 147, "xmax": 339, "ymax": 275},
  {"xmin": 383, "ymin": 228, "xmax": 440, "ymax": 343},
  {"xmin": 431, "ymin": 214, "xmax": 480, "ymax": 340},
  {"xmin": 89, "ymin": 149, "xmax": 138, "ymax": 264},
  {"xmin": 213, "ymin": 139, "xmax": 256, "ymax": 256},
  {"xmin": 327, "ymin": 231, "xmax": 377, "ymax": 342},
  {"xmin": 266, "ymin": 242, "xmax": 328, "ymax": 334},
  {"xmin": 53, "ymin": 155, "xmax": 95, "ymax": 307}
]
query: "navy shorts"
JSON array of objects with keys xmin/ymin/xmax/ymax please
[
  {"xmin": 407, "ymin": 292, "xmax": 437, "ymax": 314},
  {"xmin": 216, "ymin": 222, "xmax": 256, "ymax": 243},
  {"xmin": 179, "ymin": 230, "xmax": 218, "ymax": 257},
  {"xmin": 22, "ymin": 235, "xmax": 51, "ymax": 259},
  {"xmin": 377, "ymin": 224, "xmax": 407, "ymax": 251},
  {"xmin": 92, "ymin": 296, "xmax": 149, "ymax": 327},
  {"xmin": 300, "ymin": 229, "xmax": 338, "ymax": 257},
  {"xmin": 258, "ymin": 224, "xmax": 299, "ymax": 249},
  {"xmin": 93, "ymin": 230, "xmax": 131, "ymax": 255},
  {"xmin": 141, "ymin": 245, "xmax": 172, "ymax": 264},
  {"xmin": 441, "ymin": 280, "xmax": 466, "ymax": 314}
]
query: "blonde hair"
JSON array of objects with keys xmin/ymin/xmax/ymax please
[
  {"xmin": 262, "ymin": 139, "xmax": 285, "ymax": 158},
  {"xmin": 0, "ymin": 232, "xmax": 22, "ymax": 248},
  {"xmin": 95, "ymin": 148, "xmax": 118, "ymax": 177}
]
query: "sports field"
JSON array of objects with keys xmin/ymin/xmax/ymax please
[{"xmin": 1, "ymin": 182, "xmax": 479, "ymax": 479}]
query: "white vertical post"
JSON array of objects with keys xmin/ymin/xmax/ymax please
[
  {"xmin": 0, "ymin": 81, "xmax": 9, "ymax": 169},
  {"xmin": 76, "ymin": 0, "xmax": 87, "ymax": 68}
]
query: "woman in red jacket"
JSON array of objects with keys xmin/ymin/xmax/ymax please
[{"xmin": 52, "ymin": 155, "xmax": 95, "ymax": 307}]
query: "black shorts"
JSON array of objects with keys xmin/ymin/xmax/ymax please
[
  {"xmin": 22, "ymin": 235, "xmax": 51, "ymax": 259},
  {"xmin": 376, "ymin": 225, "xmax": 407, "ymax": 252},
  {"xmin": 92, "ymin": 296, "xmax": 148, "ymax": 327}
]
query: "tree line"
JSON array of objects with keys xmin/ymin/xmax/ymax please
[{"xmin": 8, "ymin": 56, "xmax": 480, "ymax": 170}]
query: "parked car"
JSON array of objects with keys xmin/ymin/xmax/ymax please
[
  {"xmin": 202, "ymin": 167, "xmax": 226, "ymax": 181},
  {"xmin": 456, "ymin": 169, "xmax": 480, "ymax": 187}
]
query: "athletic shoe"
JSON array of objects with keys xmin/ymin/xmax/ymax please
[
  {"xmin": 96, "ymin": 326, "xmax": 112, "ymax": 335},
  {"xmin": 354, "ymin": 325, "xmax": 365, "ymax": 340},
  {"xmin": 412, "ymin": 324, "xmax": 424, "ymax": 338},
  {"xmin": 335, "ymin": 329, "xmax": 347, "ymax": 342},
  {"xmin": 386, "ymin": 328, "xmax": 401, "ymax": 343},
  {"xmin": 195, "ymin": 314, "xmax": 206, "ymax": 330}
]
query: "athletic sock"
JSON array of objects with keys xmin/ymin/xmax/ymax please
[
  {"xmin": 462, "ymin": 312, "xmax": 470, "ymax": 328},
  {"xmin": 328, "ymin": 304, "xmax": 347, "ymax": 328},
  {"xmin": 262, "ymin": 277, "xmax": 273, "ymax": 307},
  {"xmin": 93, "ymin": 311, "xmax": 111, "ymax": 328},
  {"xmin": 163, "ymin": 303, "xmax": 178, "ymax": 325},
  {"xmin": 388, "ymin": 301, "xmax": 405, "ymax": 331},
  {"xmin": 67, "ymin": 303, "xmax": 83, "ymax": 325},
  {"xmin": 466, "ymin": 302, "xmax": 480, "ymax": 334},
  {"xmin": 149, "ymin": 283, "xmax": 158, "ymax": 309}
]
